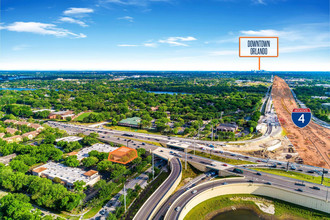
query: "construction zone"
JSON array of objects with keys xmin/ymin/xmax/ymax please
[{"xmin": 272, "ymin": 76, "xmax": 330, "ymax": 169}]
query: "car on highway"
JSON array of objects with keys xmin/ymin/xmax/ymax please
[
  {"xmin": 247, "ymin": 179, "xmax": 254, "ymax": 183},
  {"xmin": 223, "ymin": 182, "xmax": 228, "ymax": 185},
  {"xmin": 264, "ymin": 182, "xmax": 272, "ymax": 185},
  {"xmin": 175, "ymin": 207, "xmax": 181, "ymax": 212},
  {"xmin": 256, "ymin": 172, "xmax": 262, "ymax": 176},
  {"xmin": 307, "ymin": 170, "xmax": 314, "ymax": 173},
  {"xmin": 222, "ymin": 164, "xmax": 228, "ymax": 166},
  {"xmin": 142, "ymin": 143, "xmax": 145, "ymax": 145},
  {"xmin": 233, "ymin": 168, "xmax": 243, "ymax": 174},
  {"xmin": 189, "ymin": 156, "xmax": 193, "ymax": 159},
  {"xmin": 192, "ymin": 190, "xmax": 197, "ymax": 194},
  {"xmin": 311, "ymin": 186, "xmax": 320, "ymax": 190},
  {"xmin": 295, "ymin": 182, "xmax": 305, "ymax": 187},
  {"xmin": 296, "ymin": 188, "xmax": 303, "ymax": 192}
]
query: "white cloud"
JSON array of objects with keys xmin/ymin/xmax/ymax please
[
  {"xmin": 240, "ymin": 29, "xmax": 288, "ymax": 37},
  {"xmin": 63, "ymin": 7, "xmax": 94, "ymax": 15},
  {"xmin": 3, "ymin": 22, "xmax": 86, "ymax": 38},
  {"xmin": 117, "ymin": 16, "xmax": 134, "ymax": 22},
  {"xmin": 253, "ymin": 0, "xmax": 266, "ymax": 4},
  {"xmin": 59, "ymin": 17, "xmax": 88, "ymax": 27},
  {"xmin": 102, "ymin": 0, "xmax": 171, "ymax": 7},
  {"xmin": 281, "ymin": 44, "xmax": 330, "ymax": 53},
  {"xmin": 209, "ymin": 50, "xmax": 237, "ymax": 56},
  {"xmin": 117, "ymin": 44, "xmax": 139, "ymax": 47},
  {"xmin": 143, "ymin": 42, "xmax": 157, "ymax": 47},
  {"xmin": 12, "ymin": 44, "xmax": 30, "ymax": 51},
  {"xmin": 158, "ymin": 36, "xmax": 197, "ymax": 46}
]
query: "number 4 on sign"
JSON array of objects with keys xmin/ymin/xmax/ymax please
[
  {"xmin": 298, "ymin": 114, "xmax": 305, "ymax": 124},
  {"xmin": 291, "ymin": 108, "xmax": 311, "ymax": 128}
]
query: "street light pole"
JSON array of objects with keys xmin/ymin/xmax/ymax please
[
  {"xmin": 152, "ymin": 152, "xmax": 155, "ymax": 180},
  {"xmin": 326, "ymin": 187, "xmax": 329, "ymax": 202},
  {"xmin": 124, "ymin": 178, "xmax": 126, "ymax": 213},
  {"xmin": 185, "ymin": 149, "xmax": 187, "ymax": 170}
]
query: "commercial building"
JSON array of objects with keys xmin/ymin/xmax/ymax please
[
  {"xmin": 216, "ymin": 123, "xmax": 238, "ymax": 132},
  {"xmin": 56, "ymin": 136, "xmax": 83, "ymax": 143},
  {"xmin": 48, "ymin": 110, "xmax": 75, "ymax": 119},
  {"xmin": 108, "ymin": 146, "xmax": 138, "ymax": 164},
  {"xmin": 118, "ymin": 117, "xmax": 141, "ymax": 128},
  {"xmin": 76, "ymin": 143, "xmax": 117, "ymax": 161},
  {"xmin": 32, "ymin": 162, "xmax": 100, "ymax": 187}
]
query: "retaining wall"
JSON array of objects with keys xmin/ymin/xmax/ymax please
[{"xmin": 178, "ymin": 183, "xmax": 330, "ymax": 220}]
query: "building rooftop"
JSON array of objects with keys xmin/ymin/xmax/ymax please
[
  {"xmin": 33, "ymin": 162, "xmax": 99, "ymax": 186},
  {"xmin": 56, "ymin": 136, "xmax": 83, "ymax": 143},
  {"xmin": 76, "ymin": 143, "xmax": 117, "ymax": 160},
  {"xmin": 119, "ymin": 117, "xmax": 141, "ymax": 126},
  {"xmin": 108, "ymin": 146, "xmax": 138, "ymax": 164}
]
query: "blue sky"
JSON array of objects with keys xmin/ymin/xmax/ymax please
[{"xmin": 0, "ymin": 0, "xmax": 329, "ymax": 71}]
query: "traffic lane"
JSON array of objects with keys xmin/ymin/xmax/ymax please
[
  {"xmin": 241, "ymin": 169, "xmax": 328, "ymax": 199},
  {"xmin": 48, "ymin": 122, "xmax": 329, "ymax": 176},
  {"xmin": 154, "ymin": 173, "xmax": 208, "ymax": 220},
  {"xmin": 133, "ymin": 158, "xmax": 181, "ymax": 220},
  {"xmin": 165, "ymin": 177, "xmax": 328, "ymax": 220}
]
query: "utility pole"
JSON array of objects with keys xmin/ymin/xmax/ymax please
[
  {"xmin": 286, "ymin": 161, "xmax": 289, "ymax": 172},
  {"xmin": 124, "ymin": 178, "xmax": 127, "ymax": 213},
  {"xmin": 152, "ymin": 153, "xmax": 154, "ymax": 180},
  {"xmin": 211, "ymin": 119, "xmax": 214, "ymax": 141},
  {"xmin": 185, "ymin": 149, "xmax": 187, "ymax": 170}
]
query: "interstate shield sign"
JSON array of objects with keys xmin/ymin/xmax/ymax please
[{"xmin": 291, "ymin": 108, "xmax": 311, "ymax": 128}]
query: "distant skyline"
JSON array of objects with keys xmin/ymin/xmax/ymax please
[{"xmin": 0, "ymin": 0, "xmax": 329, "ymax": 71}]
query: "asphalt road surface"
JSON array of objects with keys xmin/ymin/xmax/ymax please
[{"xmin": 133, "ymin": 158, "xmax": 182, "ymax": 220}]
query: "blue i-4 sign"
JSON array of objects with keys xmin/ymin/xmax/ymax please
[{"xmin": 291, "ymin": 108, "xmax": 311, "ymax": 128}]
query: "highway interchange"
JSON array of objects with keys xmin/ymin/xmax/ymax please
[{"xmin": 48, "ymin": 120, "xmax": 330, "ymax": 220}]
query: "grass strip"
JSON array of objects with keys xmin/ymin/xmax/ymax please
[
  {"xmin": 194, "ymin": 151, "xmax": 256, "ymax": 165},
  {"xmin": 184, "ymin": 194, "xmax": 330, "ymax": 220},
  {"xmin": 253, "ymin": 168, "xmax": 330, "ymax": 187}
]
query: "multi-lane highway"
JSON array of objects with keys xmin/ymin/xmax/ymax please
[
  {"xmin": 133, "ymin": 158, "xmax": 182, "ymax": 220},
  {"xmin": 163, "ymin": 176, "xmax": 329, "ymax": 220},
  {"xmin": 47, "ymin": 121, "xmax": 330, "ymax": 220},
  {"xmin": 48, "ymin": 121, "xmax": 329, "ymax": 175}
]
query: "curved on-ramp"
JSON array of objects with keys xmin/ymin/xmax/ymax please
[
  {"xmin": 133, "ymin": 158, "xmax": 182, "ymax": 220},
  {"xmin": 164, "ymin": 180, "xmax": 330, "ymax": 220}
]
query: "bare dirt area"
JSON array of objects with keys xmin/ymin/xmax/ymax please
[{"xmin": 272, "ymin": 76, "xmax": 330, "ymax": 169}]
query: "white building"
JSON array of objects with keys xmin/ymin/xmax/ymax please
[{"xmin": 32, "ymin": 162, "xmax": 100, "ymax": 187}]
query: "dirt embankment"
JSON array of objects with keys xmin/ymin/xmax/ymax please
[{"xmin": 271, "ymin": 76, "xmax": 330, "ymax": 169}]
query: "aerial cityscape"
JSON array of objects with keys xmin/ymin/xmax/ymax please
[{"xmin": 0, "ymin": 0, "xmax": 329, "ymax": 220}]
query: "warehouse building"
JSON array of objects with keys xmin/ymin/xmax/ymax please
[{"xmin": 32, "ymin": 162, "xmax": 100, "ymax": 187}]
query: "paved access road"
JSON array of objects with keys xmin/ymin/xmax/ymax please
[{"xmin": 133, "ymin": 158, "xmax": 182, "ymax": 220}]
